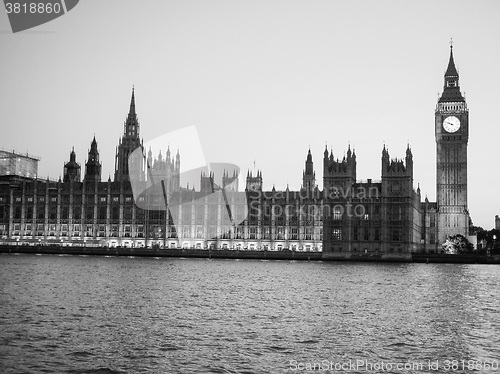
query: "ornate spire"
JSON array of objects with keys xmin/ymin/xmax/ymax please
[
  {"xmin": 382, "ymin": 144, "xmax": 389, "ymax": 160},
  {"xmin": 129, "ymin": 86, "xmax": 136, "ymax": 116},
  {"xmin": 70, "ymin": 147, "xmax": 76, "ymax": 162},
  {"xmin": 85, "ymin": 136, "xmax": 101, "ymax": 182},
  {"xmin": 64, "ymin": 146, "xmax": 81, "ymax": 182},
  {"xmin": 90, "ymin": 135, "xmax": 98, "ymax": 152},
  {"xmin": 406, "ymin": 143, "xmax": 412, "ymax": 156},
  {"xmin": 115, "ymin": 87, "xmax": 142, "ymax": 182},
  {"xmin": 439, "ymin": 42, "xmax": 464, "ymax": 103},
  {"xmin": 445, "ymin": 43, "xmax": 459, "ymax": 78},
  {"xmin": 303, "ymin": 147, "xmax": 315, "ymax": 190}
]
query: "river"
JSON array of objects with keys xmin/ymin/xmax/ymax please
[{"xmin": 1, "ymin": 254, "xmax": 499, "ymax": 373}]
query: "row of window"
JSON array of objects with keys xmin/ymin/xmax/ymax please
[
  {"xmin": 7, "ymin": 223, "xmax": 141, "ymax": 232},
  {"xmin": 2, "ymin": 223, "xmax": 322, "ymax": 241},
  {"xmin": 8, "ymin": 196, "xmax": 133, "ymax": 203},
  {"xmin": 333, "ymin": 247, "xmax": 404, "ymax": 253},
  {"xmin": 4, "ymin": 231, "xmax": 322, "ymax": 241},
  {"xmin": 324, "ymin": 205, "xmax": 403, "ymax": 220},
  {"xmin": 0, "ymin": 205, "xmax": 328, "ymax": 223},
  {"xmin": 4, "ymin": 206, "xmax": 132, "ymax": 220},
  {"xmin": 331, "ymin": 228, "xmax": 402, "ymax": 242},
  {"xmin": 3, "ymin": 223, "xmax": 319, "ymax": 233}
]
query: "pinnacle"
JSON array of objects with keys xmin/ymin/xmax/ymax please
[{"xmin": 445, "ymin": 45, "xmax": 459, "ymax": 77}]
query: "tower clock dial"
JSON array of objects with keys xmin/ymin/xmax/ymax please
[{"xmin": 443, "ymin": 115, "xmax": 461, "ymax": 133}]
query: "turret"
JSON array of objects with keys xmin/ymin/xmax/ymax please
[
  {"xmin": 246, "ymin": 170, "xmax": 263, "ymax": 191},
  {"xmin": 323, "ymin": 145, "xmax": 356, "ymax": 193},
  {"xmin": 302, "ymin": 148, "xmax": 316, "ymax": 191},
  {"xmin": 405, "ymin": 144, "xmax": 413, "ymax": 169},
  {"xmin": 63, "ymin": 147, "xmax": 81, "ymax": 182},
  {"xmin": 84, "ymin": 136, "xmax": 102, "ymax": 183},
  {"xmin": 222, "ymin": 169, "xmax": 239, "ymax": 191},
  {"xmin": 200, "ymin": 171, "xmax": 214, "ymax": 193},
  {"xmin": 147, "ymin": 147, "xmax": 153, "ymax": 168},
  {"xmin": 114, "ymin": 87, "xmax": 143, "ymax": 182},
  {"xmin": 382, "ymin": 144, "xmax": 390, "ymax": 169},
  {"xmin": 381, "ymin": 145, "xmax": 414, "ymax": 198},
  {"xmin": 381, "ymin": 145, "xmax": 413, "ymax": 178},
  {"xmin": 175, "ymin": 149, "xmax": 180, "ymax": 170}
]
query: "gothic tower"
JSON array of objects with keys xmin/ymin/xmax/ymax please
[
  {"xmin": 222, "ymin": 169, "xmax": 239, "ymax": 191},
  {"xmin": 322, "ymin": 145, "xmax": 357, "ymax": 253},
  {"xmin": 302, "ymin": 148, "xmax": 316, "ymax": 191},
  {"xmin": 380, "ymin": 145, "xmax": 415, "ymax": 249},
  {"xmin": 200, "ymin": 171, "xmax": 214, "ymax": 193},
  {"xmin": 114, "ymin": 87, "xmax": 142, "ymax": 183},
  {"xmin": 381, "ymin": 144, "xmax": 413, "ymax": 196},
  {"xmin": 84, "ymin": 136, "xmax": 101, "ymax": 183},
  {"xmin": 323, "ymin": 145, "xmax": 356, "ymax": 194},
  {"xmin": 63, "ymin": 147, "xmax": 81, "ymax": 182},
  {"xmin": 435, "ymin": 44, "xmax": 469, "ymax": 243},
  {"xmin": 246, "ymin": 170, "xmax": 262, "ymax": 191}
]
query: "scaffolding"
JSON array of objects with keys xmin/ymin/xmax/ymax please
[{"xmin": 0, "ymin": 149, "xmax": 40, "ymax": 178}]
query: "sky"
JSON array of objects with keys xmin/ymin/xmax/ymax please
[{"xmin": 1, "ymin": 0, "xmax": 499, "ymax": 229}]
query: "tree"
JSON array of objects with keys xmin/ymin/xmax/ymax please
[
  {"xmin": 441, "ymin": 234, "xmax": 474, "ymax": 254},
  {"xmin": 469, "ymin": 225, "xmax": 485, "ymax": 236}
]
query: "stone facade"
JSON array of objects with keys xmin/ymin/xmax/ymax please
[
  {"xmin": 434, "ymin": 45, "xmax": 470, "ymax": 244},
  {"xmin": 322, "ymin": 144, "xmax": 422, "ymax": 256},
  {"xmin": 0, "ymin": 47, "xmax": 472, "ymax": 253}
]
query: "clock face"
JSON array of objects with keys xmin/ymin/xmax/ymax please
[{"xmin": 443, "ymin": 116, "xmax": 461, "ymax": 133}]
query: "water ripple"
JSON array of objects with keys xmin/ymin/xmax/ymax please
[{"xmin": 1, "ymin": 256, "xmax": 500, "ymax": 373}]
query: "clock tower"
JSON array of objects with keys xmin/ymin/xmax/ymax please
[{"xmin": 435, "ymin": 44, "xmax": 469, "ymax": 244}]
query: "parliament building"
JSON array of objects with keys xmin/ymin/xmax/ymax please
[{"xmin": 0, "ymin": 46, "xmax": 472, "ymax": 254}]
